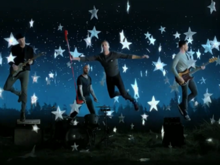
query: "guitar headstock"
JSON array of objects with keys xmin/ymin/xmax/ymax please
[{"xmin": 209, "ymin": 57, "xmax": 218, "ymax": 63}]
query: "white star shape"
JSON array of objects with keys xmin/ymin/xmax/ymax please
[
  {"xmin": 88, "ymin": 26, "xmax": 101, "ymax": 39},
  {"xmin": 31, "ymin": 93, "xmax": 38, "ymax": 105},
  {"xmin": 0, "ymin": 88, "xmax": 3, "ymax": 98},
  {"xmin": 148, "ymin": 96, "xmax": 159, "ymax": 111},
  {"xmin": 84, "ymin": 34, "xmax": 92, "ymax": 48},
  {"xmin": 127, "ymin": 1, "xmax": 130, "ymax": 13},
  {"xmin": 55, "ymin": 46, "xmax": 65, "ymax": 58},
  {"xmin": 51, "ymin": 106, "xmax": 65, "ymax": 120},
  {"xmin": 122, "ymin": 64, "xmax": 128, "ymax": 72},
  {"xmin": 29, "ymin": 19, "xmax": 34, "ymax": 28},
  {"xmin": 32, "ymin": 72, "xmax": 40, "ymax": 83},
  {"xmin": 131, "ymin": 79, "xmax": 139, "ymax": 99},
  {"xmin": 114, "ymin": 96, "xmax": 119, "ymax": 103},
  {"xmin": 170, "ymin": 80, "xmax": 179, "ymax": 93},
  {"xmin": 196, "ymin": 49, "xmax": 201, "ymax": 59},
  {"xmin": 144, "ymin": 32, "xmax": 151, "ymax": 39},
  {"xmin": 71, "ymin": 143, "xmax": 79, "ymax": 151},
  {"xmin": 210, "ymin": 36, "xmax": 220, "ymax": 51},
  {"xmin": 187, "ymin": 58, "xmax": 197, "ymax": 68},
  {"xmin": 121, "ymin": 38, "xmax": 132, "ymax": 50},
  {"xmin": 173, "ymin": 32, "xmax": 180, "ymax": 39},
  {"xmin": 70, "ymin": 100, "xmax": 82, "ymax": 114},
  {"xmin": 4, "ymin": 33, "xmax": 18, "ymax": 48},
  {"xmin": 184, "ymin": 27, "xmax": 196, "ymax": 40},
  {"xmin": 120, "ymin": 30, "xmax": 125, "ymax": 42},
  {"xmin": 49, "ymin": 72, "xmax": 54, "ymax": 78},
  {"xmin": 207, "ymin": 0, "xmax": 216, "ymax": 14},
  {"xmin": 32, "ymin": 125, "xmax": 39, "ymax": 133},
  {"xmin": 187, "ymin": 37, "xmax": 193, "ymax": 44},
  {"xmin": 58, "ymin": 24, "xmax": 63, "ymax": 31},
  {"xmin": 6, "ymin": 53, "xmax": 16, "ymax": 63},
  {"xmin": 0, "ymin": 53, "xmax": 2, "ymax": 65},
  {"xmin": 149, "ymin": 36, "xmax": 156, "ymax": 45},
  {"xmin": 202, "ymin": 39, "xmax": 213, "ymax": 55},
  {"xmin": 141, "ymin": 113, "xmax": 148, "ymax": 120},
  {"xmin": 70, "ymin": 47, "xmax": 82, "ymax": 58},
  {"xmin": 187, "ymin": 49, "xmax": 195, "ymax": 59},
  {"xmin": 159, "ymin": 26, "xmax": 166, "ymax": 34},
  {"xmin": 89, "ymin": 6, "xmax": 98, "ymax": 20},
  {"xmin": 152, "ymin": 57, "xmax": 167, "ymax": 72},
  {"xmin": 131, "ymin": 123, "xmax": 134, "ymax": 129}
]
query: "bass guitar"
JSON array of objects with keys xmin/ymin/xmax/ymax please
[
  {"xmin": 175, "ymin": 57, "xmax": 217, "ymax": 85},
  {"xmin": 11, "ymin": 52, "xmax": 45, "ymax": 78}
]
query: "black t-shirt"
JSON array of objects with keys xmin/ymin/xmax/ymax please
[
  {"xmin": 77, "ymin": 75, "xmax": 92, "ymax": 98},
  {"xmin": 9, "ymin": 44, "xmax": 34, "ymax": 70}
]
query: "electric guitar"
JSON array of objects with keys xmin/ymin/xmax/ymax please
[
  {"xmin": 11, "ymin": 52, "xmax": 46, "ymax": 78},
  {"xmin": 175, "ymin": 57, "xmax": 217, "ymax": 85}
]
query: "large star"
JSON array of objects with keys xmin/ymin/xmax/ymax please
[
  {"xmin": 51, "ymin": 106, "xmax": 65, "ymax": 120},
  {"xmin": 210, "ymin": 36, "xmax": 220, "ymax": 51},
  {"xmin": 159, "ymin": 26, "xmax": 166, "ymax": 34},
  {"xmin": 4, "ymin": 33, "xmax": 19, "ymax": 48},
  {"xmin": 149, "ymin": 36, "xmax": 156, "ymax": 45},
  {"xmin": 88, "ymin": 26, "xmax": 101, "ymax": 39},
  {"xmin": 204, "ymin": 88, "xmax": 213, "ymax": 98},
  {"xmin": 84, "ymin": 34, "xmax": 92, "ymax": 48},
  {"xmin": 207, "ymin": 0, "xmax": 216, "ymax": 14},
  {"xmin": 170, "ymin": 80, "xmax": 179, "ymax": 93},
  {"xmin": 55, "ymin": 46, "xmax": 65, "ymax": 58},
  {"xmin": 148, "ymin": 96, "xmax": 159, "ymax": 111},
  {"xmin": 6, "ymin": 53, "xmax": 16, "ymax": 63},
  {"xmin": 121, "ymin": 38, "xmax": 132, "ymax": 50},
  {"xmin": 131, "ymin": 79, "xmax": 139, "ymax": 99},
  {"xmin": 70, "ymin": 47, "xmax": 82, "ymax": 58},
  {"xmin": 70, "ymin": 100, "xmax": 82, "ymax": 114},
  {"xmin": 215, "ymin": 56, "xmax": 220, "ymax": 66},
  {"xmin": 152, "ymin": 57, "xmax": 167, "ymax": 72},
  {"xmin": 184, "ymin": 27, "xmax": 196, "ymax": 40},
  {"xmin": 173, "ymin": 32, "xmax": 180, "ymax": 39},
  {"xmin": 202, "ymin": 39, "xmax": 213, "ymax": 55},
  {"xmin": 89, "ymin": 6, "xmax": 98, "ymax": 20}
]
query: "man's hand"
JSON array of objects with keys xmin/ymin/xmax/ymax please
[
  {"xmin": 12, "ymin": 64, "xmax": 18, "ymax": 71},
  {"xmin": 178, "ymin": 76, "xmax": 185, "ymax": 84},
  {"xmin": 142, "ymin": 55, "xmax": 149, "ymax": 59},
  {"xmin": 93, "ymin": 97, "xmax": 98, "ymax": 102},
  {"xmin": 82, "ymin": 97, "xmax": 86, "ymax": 103},
  {"xmin": 201, "ymin": 66, "xmax": 205, "ymax": 70},
  {"xmin": 28, "ymin": 59, "xmax": 33, "ymax": 65}
]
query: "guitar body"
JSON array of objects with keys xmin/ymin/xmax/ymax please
[
  {"xmin": 11, "ymin": 63, "xmax": 25, "ymax": 78},
  {"xmin": 175, "ymin": 69, "xmax": 193, "ymax": 85}
]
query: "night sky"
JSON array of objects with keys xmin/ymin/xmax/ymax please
[{"xmin": 0, "ymin": 0, "xmax": 219, "ymax": 116}]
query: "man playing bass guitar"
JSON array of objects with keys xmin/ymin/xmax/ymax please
[
  {"xmin": 3, "ymin": 33, "xmax": 34, "ymax": 122},
  {"xmin": 171, "ymin": 40, "xmax": 205, "ymax": 121}
]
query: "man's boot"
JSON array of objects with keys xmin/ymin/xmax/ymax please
[{"xmin": 20, "ymin": 111, "xmax": 26, "ymax": 122}]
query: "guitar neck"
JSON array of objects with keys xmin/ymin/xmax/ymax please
[
  {"xmin": 21, "ymin": 53, "xmax": 42, "ymax": 67},
  {"xmin": 190, "ymin": 61, "xmax": 210, "ymax": 75}
]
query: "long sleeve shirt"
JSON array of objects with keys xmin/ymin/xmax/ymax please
[
  {"xmin": 79, "ymin": 51, "xmax": 132, "ymax": 77},
  {"xmin": 9, "ymin": 44, "xmax": 34, "ymax": 71},
  {"xmin": 171, "ymin": 52, "xmax": 189, "ymax": 78}
]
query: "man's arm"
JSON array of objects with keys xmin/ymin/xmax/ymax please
[
  {"xmin": 114, "ymin": 52, "xmax": 143, "ymax": 59},
  {"xmin": 90, "ymin": 85, "xmax": 96, "ymax": 98},
  {"xmin": 171, "ymin": 54, "xmax": 181, "ymax": 78},
  {"xmin": 77, "ymin": 76, "xmax": 85, "ymax": 100},
  {"xmin": 71, "ymin": 55, "xmax": 99, "ymax": 62}
]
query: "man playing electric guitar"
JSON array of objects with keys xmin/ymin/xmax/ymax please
[
  {"xmin": 3, "ymin": 33, "xmax": 34, "ymax": 122},
  {"xmin": 171, "ymin": 40, "xmax": 205, "ymax": 121}
]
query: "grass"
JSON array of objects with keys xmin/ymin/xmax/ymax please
[{"xmin": 1, "ymin": 121, "xmax": 220, "ymax": 165}]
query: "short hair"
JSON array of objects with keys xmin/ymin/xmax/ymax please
[
  {"xmin": 15, "ymin": 33, "xmax": 25, "ymax": 40},
  {"xmin": 178, "ymin": 40, "xmax": 187, "ymax": 48}
]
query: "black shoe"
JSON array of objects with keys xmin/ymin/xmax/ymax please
[
  {"xmin": 132, "ymin": 100, "xmax": 139, "ymax": 111},
  {"xmin": 20, "ymin": 112, "xmax": 25, "ymax": 122},
  {"xmin": 178, "ymin": 104, "xmax": 191, "ymax": 121}
]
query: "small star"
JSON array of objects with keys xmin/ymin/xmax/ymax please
[
  {"xmin": 88, "ymin": 26, "xmax": 101, "ymax": 39},
  {"xmin": 89, "ymin": 6, "xmax": 98, "ymax": 20},
  {"xmin": 131, "ymin": 123, "xmax": 134, "ymax": 129},
  {"xmin": 119, "ymin": 114, "xmax": 125, "ymax": 123},
  {"xmin": 207, "ymin": 0, "xmax": 216, "ymax": 14},
  {"xmin": 71, "ymin": 143, "xmax": 79, "ymax": 151},
  {"xmin": 196, "ymin": 49, "xmax": 201, "ymax": 59},
  {"xmin": 122, "ymin": 64, "xmax": 128, "ymax": 72},
  {"xmin": 70, "ymin": 47, "xmax": 82, "ymax": 58},
  {"xmin": 184, "ymin": 27, "xmax": 196, "ymax": 40},
  {"xmin": 159, "ymin": 26, "xmax": 166, "ymax": 34},
  {"xmin": 32, "ymin": 125, "xmax": 40, "ymax": 133},
  {"xmin": 144, "ymin": 32, "xmax": 151, "ymax": 39},
  {"xmin": 149, "ymin": 36, "xmax": 156, "ymax": 45},
  {"xmin": 148, "ymin": 96, "xmax": 159, "ymax": 111},
  {"xmin": 51, "ymin": 106, "xmax": 65, "ymax": 120},
  {"xmin": 173, "ymin": 32, "xmax": 180, "ymax": 39},
  {"xmin": 6, "ymin": 53, "xmax": 16, "ymax": 63},
  {"xmin": 121, "ymin": 38, "xmax": 132, "ymax": 50},
  {"xmin": 29, "ymin": 19, "xmax": 34, "ymax": 27},
  {"xmin": 202, "ymin": 39, "xmax": 213, "ymax": 55},
  {"xmin": 210, "ymin": 36, "xmax": 220, "ymax": 51},
  {"xmin": 58, "ymin": 24, "xmax": 63, "ymax": 31},
  {"xmin": 55, "ymin": 46, "xmax": 65, "ymax": 58},
  {"xmin": 4, "ymin": 33, "xmax": 18, "ymax": 48}
]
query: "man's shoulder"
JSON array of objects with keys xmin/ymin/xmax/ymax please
[{"xmin": 175, "ymin": 52, "xmax": 184, "ymax": 57}]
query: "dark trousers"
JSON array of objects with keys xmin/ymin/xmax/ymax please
[
  {"xmin": 3, "ymin": 71, "xmax": 30, "ymax": 112},
  {"xmin": 180, "ymin": 79, "xmax": 198, "ymax": 110},
  {"xmin": 71, "ymin": 95, "xmax": 96, "ymax": 118},
  {"xmin": 106, "ymin": 73, "xmax": 134, "ymax": 102}
]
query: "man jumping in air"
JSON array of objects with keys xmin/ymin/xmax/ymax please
[{"xmin": 71, "ymin": 40, "xmax": 149, "ymax": 111}]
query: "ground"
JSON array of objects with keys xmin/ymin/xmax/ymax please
[{"xmin": 0, "ymin": 121, "xmax": 220, "ymax": 165}]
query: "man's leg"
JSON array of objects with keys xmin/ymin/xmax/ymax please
[
  {"xmin": 188, "ymin": 79, "xmax": 198, "ymax": 102},
  {"xmin": 106, "ymin": 76, "xmax": 120, "ymax": 98},
  {"xmin": 84, "ymin": 96, "xmax": 96, "ymax": 114},
  {"xmin": 19, "ymin": 71, "xmax": 30, "ymax": 121},
  {"xmin": 114, "ymin": 73, "xmax": 139, "ymax": 111},
  {"xmin": 179, "ymin": 83, "xmax": 191, "ymax": 120},
  {"xmin": 3, "ymin": 74, "xmax": 20, "ymax": 96}
]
